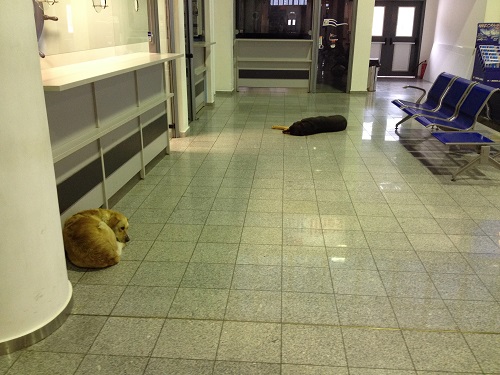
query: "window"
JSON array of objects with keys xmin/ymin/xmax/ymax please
[
  {"xmin": 236, "ymin": 0, "xmax": 312, "ymax": 39},
  {"xmin": 270, "ymin": 0, "xmax": 308, "ymax": 5}
]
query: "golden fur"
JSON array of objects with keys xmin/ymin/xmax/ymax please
[{"xmin": 63, "ymin": 208, "xmax": 130, "ymax": 268}]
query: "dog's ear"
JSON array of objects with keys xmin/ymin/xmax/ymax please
[{"xmin": 107, "ymin": 215, "xmax": 120, "ymax": 229}]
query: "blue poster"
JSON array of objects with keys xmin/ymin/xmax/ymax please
[{"xmin": 472, "ymin": 23, "xmax": 500, "ymax": 88}]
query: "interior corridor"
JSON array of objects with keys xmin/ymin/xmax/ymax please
[{"xmin": 2, "ymin": 79, "xmax": 500, "ymax": 374}]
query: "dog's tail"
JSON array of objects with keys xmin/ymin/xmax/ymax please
[{"xmin": 272, "ymin": 125, "xmax": 289, "ymax": 133}]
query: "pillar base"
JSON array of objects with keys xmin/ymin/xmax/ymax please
[{"xmin": 0, "ymin": 284, "xmax": 73, "ymax": 355}]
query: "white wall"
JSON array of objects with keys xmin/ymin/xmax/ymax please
[
  {"xmin": 425, "ymin": 0, "xmax": 488, "ymax": 81},
  {"xmin": 38, "ymin": 1, "xmax": 148, "ymax": 57},
  {"xmin": 419, "ymin": 0, "xmax": 439, "ymax": 67},
  {"xmin": 214, "ymin": 0, "xmax": 235, "ymax": 92},
  {"xmin": 484, "ymin": 1, "xmax": 500, "ymax": 22}
]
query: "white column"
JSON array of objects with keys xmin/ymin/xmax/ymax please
[
  {"xmin": 172, "ymin": 0, "xmax": 190, "ymax": 135},
  {"xmin": 0, "ymin": 2, "xmax": 72, "ymax": 353},
  {"xmin": 204, "ymin": 0, "xmax": 216, "ymax": 103},
  {"xmin": 214, "ymin": 0, "xmax": 235, "ymax": 92},
  {"xmin": 349, "ymin": 0, "xmax": 376, "ymax": 92}
]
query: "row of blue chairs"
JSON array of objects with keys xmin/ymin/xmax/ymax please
[
  {"xmin": 392, "ymin": 72, "xmax": 498, "ymax": 131},
  {"xmin": 392, "ymin": 73, "xmax": 500, "ymax": 180}
]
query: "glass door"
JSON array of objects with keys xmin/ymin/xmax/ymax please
[
  {"xmin": 315, "ymin": 0, "xmax": 354, "ymax": 92},
  {"xmin": 371, "ymin": 0, "xmax": 424, "ymax": 77}
]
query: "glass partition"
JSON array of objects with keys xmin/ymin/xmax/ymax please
[
  {"xmin": 35, "ymin": 0, "xmax": 149, "ymax": 56},
  {"xmin": 236, "ymin": 0, "xmax": 313, "ymax": 39}
]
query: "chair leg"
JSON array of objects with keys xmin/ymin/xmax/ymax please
[
  {"xmin": 395, "ymin": 115, "xmax": 412, "ymax": 130},
  {"xmin": 451, "ymin": 146, "xmax": 500, "ymax": 181},
  {"xmin": 452, "ymin": 156, "xmax": 481, "ymax": 181}
]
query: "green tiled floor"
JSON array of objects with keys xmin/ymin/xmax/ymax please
[{"xmin": 3, "ymin": 81, "xmax": 500, "ymax": 374}]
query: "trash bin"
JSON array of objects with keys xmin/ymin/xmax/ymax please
[{"xmin": 367, "ymin": 58, "xmax": 381, "ymax": 92}]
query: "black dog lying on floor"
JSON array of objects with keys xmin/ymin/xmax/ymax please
[{"xmin": 274, "ymin": 115, "xmax": 347, "ymax": 136}]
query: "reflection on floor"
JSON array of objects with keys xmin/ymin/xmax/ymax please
[{"xmin": 3, "ymin": 79, "xmax": 500, "ymax": 374}]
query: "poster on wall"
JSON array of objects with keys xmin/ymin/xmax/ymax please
[{"xmin": 472, "ymin": 23, "xmax": 500, "ymax": 88}]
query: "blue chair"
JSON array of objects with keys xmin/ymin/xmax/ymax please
[
  {"xmin": 394, "ymin": 77, "xmax": 476, "ymax": 129},
  {"xmin": 414, "ymin": 83, "xmax": 499, "ymax": 131},
  {"xmin": 392, "ymin": 72, "xmax": 457, "ymax": 112},
  {"xmin": 432, "ymin": 131, "xmax": 500, "ymax": 180}
]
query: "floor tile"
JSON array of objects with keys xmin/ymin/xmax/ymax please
[
  {"xmin": 206, "ymin": 210, "xmax": 246, "ymax": 226},
  {"xmin": 342, "ymin": 327, "xmax": 413, "ymax": 370},
  {"xmin": 75, "ymin": 355, "xmax": 148, "ymax": 375},
  {"xmin": 327, "ymin": 247, "xmax": 377, "ymax": 270},
  {"xmin": 379, "ymin": 271, "xmax": 440, "ymax": 299},
  {"xmin": 444, "ymin": 300, "xmax": 500, "ymax": 332},
  {"xmin": 323, "ymin": 230, "xmax": 368, "ymax": 248},
  {"xmin": 283, "ymin": 266, "xmax": 333, "ymax": 293},
  {"xmin": 281, "ymin": 364, "xmax": 349, "ymax": 374},
  {"xmin": 5, "ymin": 351, "xmax": 84, "ymax": 375},
  {"xmin": 364, "ymin": 231, "xmax": 413, "ymax": 251},
  {"xmin": 282, "ymin": 292, "xmax": 338, "ymax": 325},
  {"xmin": 71, "ymin": 284, "xmax": 125, "ymax": 315},
  {"xmin": 245, "ymin": 211, "xmax": 283, "ymax": 227},
  {"xmin": 283, "ymin": 213, "xmax": 321, "ymax": 229},
  {"xmin": 336, "ymin": 294, "xmax": 398, "ymax": 328},
  {"xmin": 153, "ymin": 319, "xmax": 222, "ymax": 360},
  {"xmin": 390, "ymin": 297, "xmax": 458, "ymax": 330},
  {"xmin": 144, "ymin": 241, "xmax": 196, "ymax": 262},
  {"xmin": 358, "ymin": 216, "xmax": 403, "ymax": 233},
  {"xmin": 405, "ymin": 233, "xmax": 457, "ymax": 252},
  {"xmin": 214, "ymin": 361, "xmax": 281, "ymax": 374},
  {"xmin": 282, "ymin": 245, "xmax": 329, "ymax": 267},
  {"xmin": 217, "ymin": 321, "xmax": 281, "ymax": 363},
  {"xmin": 168, "ymin": 288, "xmax": 229, "ymax": 319},
  {"xmin": 112, "ymin": 286, "xmax": 176, "ymax": 317},
  {"xmin": 77, "ymin": 261, "xmax": 140, "ymax": 285},
  {"xmin": 167, "ymin": 209, "xmax": 210, "ymax": 224},
  {"xmin": 430, "ymin": 273, "xmax": 495, "ymax": 301},
  {"xmin": 282, "ymin": 324, "xmax": 346, "ymax": 367},
  {"xmin": 232, "ymin": 264, "xmax": 281, "ymax": 291},
  {"xmin": 198, "ymin": 225, "xmax": 243, "ymax": 243},
  {"xmin": 181, "ymin": 263, "xmax": 234, "ymax": 289},
  {"xmin": 448, "ymin": 234, "xmax": 500, "ymax": 253},
  {"xmin": 145, "ymin": 358, "xmax": 213, "ymax": 375},
  {"xmin": 190, "ymin": 242, "xmax": 239, "ymax": 263},
  {"xmin": 463, "ymin": 333, "xmax": 500, "ymax": 373},
  {"xmin": 331, "ymin": 269, "xmax": 386, "ymax": 296},
  {"xmin": 29, "ymin": 315, "xmax": 107, "ymax": 353},
  {"xmin": 130, "ymin": 261, "xmax": 187, "ymax": 287},
  {"xmin": 236, "ymin": 243, "xmax": 282, "ymax": 265},
  {"xmin": 156, "ymin": 223, "xmax": 203, "ymax": 242},
  {"xmin": 372, "ymin": 250, "xmax": 425, "ymax": 272},
  {"xmin": 225, "ymin": 289, "xmax": 281, "ymax": 322},
  {"xmin": 89, "ymin": 317, "xmax": 163, "ymax": 357},
  {"xmin": 403, "ymin": 331, "xmax": 481, "ymax": 372},
  {"xmin": 242, "ymin": 226, "xmax": 282, "ymax": 245}
]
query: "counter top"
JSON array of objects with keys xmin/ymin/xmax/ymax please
[
  {"xmin": 193, "ymin": 41, "xmax": 216, "ymax": 47},
  {"xmin": 41, "ymin": 52, "xmax": 183, "ymax": 92}
]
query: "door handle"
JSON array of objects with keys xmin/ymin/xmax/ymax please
[{"xmin": 389, "ymin": 37, "xmax": 393, "ymax": 45}]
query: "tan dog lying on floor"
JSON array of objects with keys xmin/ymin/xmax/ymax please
[{"xmin": 63, "ymin": 208, "xmax": 130, "ymax": 268}]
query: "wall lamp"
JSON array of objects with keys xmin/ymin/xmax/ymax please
[{"xmin": 92, "ymin": 0, "xmax": 108, "ymax": 12}]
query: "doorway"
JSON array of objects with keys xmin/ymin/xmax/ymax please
[
  {"xmin": 315, "ymin": 0, "xmax": 354, "ymax": 93},
  {"xmin": 370, "ymin": 0, "xmax": 424, "ymax": 77}
]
